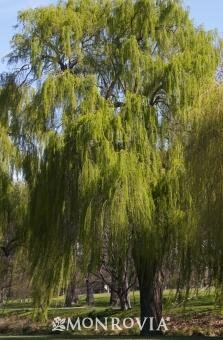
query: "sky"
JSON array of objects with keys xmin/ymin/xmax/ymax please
[{"xmin": 0, "ymin": 0, "xmax": 223, "ymax": 72}]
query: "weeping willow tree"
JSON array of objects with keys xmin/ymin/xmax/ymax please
[
  {"xmin": 2, "ymin": 0, "xmax": 220, "ymax": 335},
  {"xmin": 185, "ymin": 82, "xmax": 223, "ymax": 305}
]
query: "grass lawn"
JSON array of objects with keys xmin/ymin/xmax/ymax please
[{"xmin": 0, "ymin": 289, "xmax": 222, "ymax": 337}]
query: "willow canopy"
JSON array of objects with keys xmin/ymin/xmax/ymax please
[{"xmin": 1, "ymin": 0, "xmax": 220, "ymax": 335}]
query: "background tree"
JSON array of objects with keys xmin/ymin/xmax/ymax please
[
  {"xmin": 0, "ymin": 75, "xmax": 28, "ymax": 306},
  {"xmin": 96, "ymin": 225, "xmax": 136, "ymax": 310},
  {"xmin": 0, "ymin": 184, "xmax": 27, "ymax": 305}
]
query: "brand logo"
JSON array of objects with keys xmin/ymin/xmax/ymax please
[
  {"xmin": 52, "ymin": 317, "xmax": 66, "ymax": 331},
  {"xmin": 52, "ymin": 316, "xmax": 170, "ymax": 332}
]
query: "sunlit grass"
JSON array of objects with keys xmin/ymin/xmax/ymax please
[{"xmin": 1, "ymin": 288, "xmax": 221, "ymax": 319}]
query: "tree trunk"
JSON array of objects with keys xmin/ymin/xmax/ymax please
[
  {"xmin": 133, "ymin": 237, "xmax": 164, "ymax": 336},
  {"xmin": 117, "ymin": 275, "xmax": 131, "ymax": 310},
  {"xmin": 137, "ymin": 265, "xmax": 164, "ymax": 336},
  {"xmin": 65, "ymin": 278, "xmax": 79, "ymax": 307},
  {"xmin": 109, "ymin": 277, "xmax": 118, "ymax": 306},
  {"xmin": 0, "ymin": 289, "xmax": 3, "ymax": 307},
  {"xmin": 86, "ymin": 279, "xmax": 94, "ymax": 305},
  {"xmin": 119, "ymin": 290, "xmax": 131, "ymax": 310},
  {"xmin": 0, "ymin": 288, "xmax": 6, "ymax": 307},
  {"xmin": 110, "ymin": 287, "xmax": 118, "ymax": 306}
]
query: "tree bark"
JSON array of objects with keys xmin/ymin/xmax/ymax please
[
  {"xmin": 117, "ymin": 275, "xmax": 131, "ymax": 310},
  {"xmin": 65, "ymin": 278, "xmax": 79, "ymax": 307},
  {"xmin": 137, "ymin": 265, "xmax": 164, "ymax": 336},
  {"xmin": 119, "ymin": 290, "xmax": 131, "ymax": 310},
  {"xmin": 0, "ymin": 288, "xmax": 6, "ymax": 307},
  {"xmin": 109, "ymin": 286, "xmax": 118, "ymax": 306},
  {"xmin": 109, "ymin": 276, "xmax": 118, "ymax": 306},
  {"xmin": 0, "ymin": 289, "xmax": 3, "ymax": 307},
  {"xmin": 133, "ymin": 252, "xmax": 164, "ymax": 336},
  {"xmin": 86, "ymin": 279, "xmax": 94, "ymax": 305}
]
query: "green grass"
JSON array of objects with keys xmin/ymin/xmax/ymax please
[
  {"xmin": 3, "ymin": 289, "xmax": 219, "ymax": 317},
  {"xmin": 0, "ymin": 289, "xmax": 222, "ymax": 336}
]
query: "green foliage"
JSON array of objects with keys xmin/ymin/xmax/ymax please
[
  {"xmin": 185, "ymin": 83, "xmax": 223, "ymax": 303},
  {"xmin": 0, "ymin": 75, "xmax": 26, "ymax": 242},
  {"xmin": 1, "ymin": 0, "xmax": 220, "ymax": 317}
]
